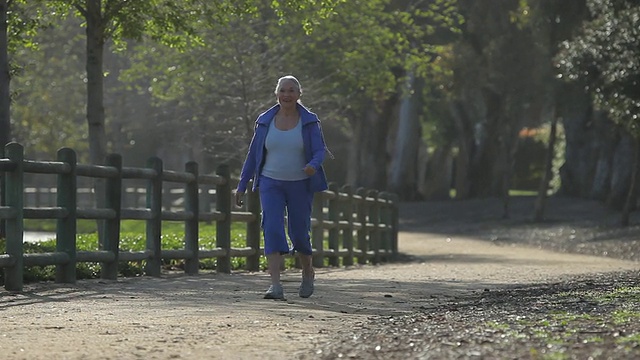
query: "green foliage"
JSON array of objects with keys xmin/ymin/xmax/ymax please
[
  {"xmin": 114, "ymin": 0, "xmax": 463, "ymax": 171},
  {"xmin": 10, "ymin": 14, "xmax": 89, "ymax": 159},
  {"xmin": 6, "ymin": 1, "xmax": 51, "ymax": 53},
  {"xmin": 555, "ymin": 0, "xmax": 640, "ymax": 136},
  {"xmin": 7, "ymin": 0, "xmax": 465, "ymax": 197},
  {"xmin": 270, "ymin": 0, "xmax": 345, "ymax": 33}
]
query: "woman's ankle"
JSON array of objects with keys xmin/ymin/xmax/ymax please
[{"xmin": 302, "ymin": 268, "xmax": 315, "ymax": 279}]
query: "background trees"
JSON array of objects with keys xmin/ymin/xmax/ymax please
[
  {"xmin": 4, "ymin": 0, "xmax": 640, "ymax": 222},
  {"xmin": 556, "ymin": 0, "xmax": 640, "ymax": 224}
]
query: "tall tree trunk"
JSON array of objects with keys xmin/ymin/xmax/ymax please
[
  {"xmin": 420, "ymin": 144, "xmax": 453, "ymax": 200},
  {"xmin": 557, "ymin": 83, "xmax": 598, "ymax": 197},
  {"xmin": 389, "ymin": 71, "xmax": 422, "ymax": 200},
  {"xmin": 347, "ymin": 96, "xmax": 396, "ymax": 190},
  {"xmin": 621, "ymin": 137, "xmax": 640, "ymax": 227},
  {"xmin": 0, "ymin": 0, "xmax": 10, "ymax": 239},
  {"xmin": 469, "ymin": 87, "xmax": 504, "ymax": 197},
  {"xmin": 450, "ymin": 100, "xmax": 474, "ymax": 199},
  {"xmin": 86, "ymin": 0, "xmax": 107, "ymax": 166},
  {"xmin": 85, "ymin": 0, "xmax": 108, "ymax": 244},
  {"xmin": 499, "ymin": 116, "xmax": 521, "ymax": 219},
  {"xmin": 500, "ymin": 132, "xmax": 512, "ymax": 219},
  {"xmin": 0, "ymin": 0, "xmax": 9, "ymax": 147},
  {"xmin": 534, "ymin": 112, "xmax": 558, "ymax": 222}
]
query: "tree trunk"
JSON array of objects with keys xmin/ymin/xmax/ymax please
[
  {"xmin": 86, "ymin": 0, "xmax": 107, "ymax": 166},
  {"xmin": 450, "ymin": 100, "xmax": 474, "ymax": 199},
  {"xmin": 620, "ymin": 137, "xmax": 640, "ymax": 227},
  {"xmin": 500, "ymin": 133, "xmax": 512, "ymax": 219},
  {"xmin": 0, "ymin": 0, "xmax": 10, "ymax": 239},
  {"xmin": 347, "ymin": 96, "xmax": 397, "ymax": 190},
  {"xmin": 389, "ymin": 71, "xmax": 422, "ymax": 200},
  {"xmin": 85, "ymin": 0, "xmax": 108, "ymax": 245},
  {"xmin": 534, "ymin": 113, "xmax": 558, "ymax": 222},
  {"xmin": 420, "ymin": 144, "xmax": 453, "ymax": 200},
  {"xmin": 451, "ymin": 86, "xmax": 505, "ymax": 199},
  {"xmin": 0, "ymin": 0, "xmax": 9, "ymax": 147},
  {"xmin": 558, "ymin": 83, "xmax": 598, "ymax": 197},
  {"xmin": 470, "ymin": 87, "xmax": 504, "ymax": 198},
  {"xmin": 606, "ymin": 134, "xmax": 634, "ymax": 210}
]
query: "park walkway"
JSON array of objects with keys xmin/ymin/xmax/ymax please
[{"xmin": 1, "ymin": 224, "xmax": 637, "ymax": 360}]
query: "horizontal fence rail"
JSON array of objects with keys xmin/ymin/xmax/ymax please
[{"xmin": 0, "ymin": 142, "xmax": 399, "ymax": 291}]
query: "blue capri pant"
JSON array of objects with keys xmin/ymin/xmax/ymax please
[{"xmin": 259, "ymin": 175, "xmax": 314, "ymax": 255}]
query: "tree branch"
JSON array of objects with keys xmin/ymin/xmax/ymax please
[
  {"xmin": 74, "ymin": 2, "xmax": 88, "ymax": 18},
  {"xmin": 103, "ymin": 0, "xmax": 132, "ymax": 40},
  {"xmin": 104, "ymin": 0, "xmax": 128, "ymax": 21}
]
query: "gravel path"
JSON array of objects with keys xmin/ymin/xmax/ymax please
[{"xmin": 0, "ymin": 197, "xmax": 638, "ymax": 359}]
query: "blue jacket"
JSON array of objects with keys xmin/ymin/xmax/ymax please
[{"xmin": 237, "ymin": 103, "xmax": 329, "ymax": 193}]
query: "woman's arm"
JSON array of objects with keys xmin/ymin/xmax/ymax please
[
  {"xmin": 237, "ymin": 127, "xmax": 259, "ymax": 193},
  {"xmin": 306, "ymin": 122, "xmax": 327, "ymax": 171}
]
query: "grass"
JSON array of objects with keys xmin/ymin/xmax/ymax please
[
  {"xmin": 3, "ymin": 220, "xmax": 272, "ymax": 284},
  {"xmin": 448, "ymin": 189, "xmax": 539, "ymax": 198},
  {"xmin": 5, "ymin": 219, "xmax": 347, "ymax": 284},
  {"xmin": 479, "ymin": 286, "xmax": 640, "ymax": 359}
]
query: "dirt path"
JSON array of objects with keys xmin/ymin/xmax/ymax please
[{"xmin": 1, "ymin": 229, "xmax": 637, "ymax": 360}]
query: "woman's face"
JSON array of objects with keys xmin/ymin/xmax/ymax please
[{"xmin": 277, "ymin": 80, "xmax": 300, "ymax": 107}]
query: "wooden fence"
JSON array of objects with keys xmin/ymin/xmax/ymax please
[
  {"xmin": 0, "ymin": 143, "xmax": 398, "ymax": 291},
  {"xmin": 22, "ymin": 186, "xmax": 215, "ymax": 210}
]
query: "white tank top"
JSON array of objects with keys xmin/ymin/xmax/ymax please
[{"xmin": 261, "ymin": 118, "xmax": 308, "ymax": 181}]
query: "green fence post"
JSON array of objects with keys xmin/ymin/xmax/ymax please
[
  {"xmin": 327, "ymin": 183, "xmax": 340, "ymax": 267},
  {"xmin": 0, "ymin": 145, "xmax": 5, "ymax": 239},
  {"xmin": 389, "ymin": 193, "xmax": 399, "ymax": 259},
  {"xmin": 56, "ymin": 148, "xmax": 77, "ymax": 284},
  {"xmin": 356, "ymin": 187, "xmax": 368, "ymax": 265},
  {"xmin": 4, "ymin": 142, "xmax": 24, "ymax": 291},
  {"xmin": 340, "ymin": 184, "xmax": 354, "ymax": 266},
  {"xmin": 101, "ymin": 154, "xmax": 122, "ymax": 280},
  {"xmin": 145, "ymin": 157, "xmax": 163, "ymax": 277},
  {"xmin": 311, "ymin": 193, "xmax": 324, "ymax": 268},
  {"xmin": 245, "ymin": 185, "xmax": 261, "ymax": 272},
  {"xmin": 368, "ymin": 189, "xmax": 380, "ymax": 264},
  {"xmin": 184, "ymin": 161, "xmax": 200, "ymax": 275},
  {"xmin": 378, "ymin": 191, "xmax": 391, "ymax": 262},
  {"xmin": 216, "ymin": 164, "xmax": 231, "ymax": 274}
]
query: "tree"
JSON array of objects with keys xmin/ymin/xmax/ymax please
[
  {"xmin": 555, "ymin": 0, "xmax": 640, "ymax": 225},
  {"xmin": 40, "ymin": 1, "xmax": 191, "ymax": 167},
  {"xmin": 288, "ymin": 0, "xmax": 460, "ymax": 193},
  {"xmin": 1, "ymin": 0, "xmax": 9, "ymax": 148},
  {"xmin": 1, "ymin": 0, "xmax": 49, "ymax": 237},
  {"xmin": 41, "ymin": 0, "xmax": 341, "ymax": 167},
  {"xmin": 450, "ymin": 0, "xmax": 549, "ymax": 203},
  {"xmin": 112, "ymin": 0, "xmax": 460, "ymax": 195},
  {"xmin": 516, "ymin": 0, "xmax": 584, "ymax": 221},
  {"xmin": 1, "ymin": 0, "xmax": 44, "ymax": 148},
  {"xmin": 0, "ymin": 0, "xmax": 8, "ymax": 239},
  {"xmin": 10, "ymin": 14, "xmax": 89, "ymax": 160}
]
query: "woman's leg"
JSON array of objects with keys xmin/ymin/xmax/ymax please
[
  {"xmin": 285, "ymin": 180, "xmax": 315, "ymax": 297},
  {"xmin": 298, "ymin": 253, "xmax": 314, "ymax": 280},
  {"xmin": 260, "ymin": 177, "xmax": 291, "ymax": 255},
  {"xmin": 285, "ymin": 181, "xmax": 313, "ymax": 256},
  {"xmin": 267, "ymin": 253, "xmax": 284, "ymax": 286},
  {"xmin": 259, "ymin": 177, "xmax": 289, "ymax": 299}
]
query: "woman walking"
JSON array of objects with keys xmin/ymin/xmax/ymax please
[{"xmin": 235, "ymin": 75, "xmax": 330, "ymax": 299}]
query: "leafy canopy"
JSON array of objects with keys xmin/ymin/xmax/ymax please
[{"xmin": 555, "ymin": 0, "xmax": 640, "ymax": 135}]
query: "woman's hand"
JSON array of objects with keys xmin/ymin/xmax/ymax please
[
  {"xmin": 234, "ymin": 191, "xmax": 245, "ymax": 207},
  {"xmin": 303, "ymin": 165, "xmax": 316, "ymax": 176}
]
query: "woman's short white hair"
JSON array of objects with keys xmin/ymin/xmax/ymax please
[{"xmin": 274, "ymin": 75, "xmax": 303, "ymax": 96}]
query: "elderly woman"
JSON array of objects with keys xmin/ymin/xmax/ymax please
[{"xmin": 235, "ymin": 75, "xmax": 330, "ymax": 299}]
